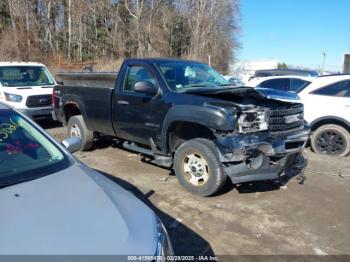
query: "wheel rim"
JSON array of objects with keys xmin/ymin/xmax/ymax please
[
  {"xmin": 315, "ymin": 130, "xmax": 346, "ymax": 155},
  {"xmin": 70, "ymin": 124, "xmax": 81, "ymax": 138},
  {"xmin": 183, "ymin": 153, "xmax": 210, "ymax": 187}
]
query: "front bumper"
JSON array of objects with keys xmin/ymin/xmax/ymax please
[
  {"xmin": 17, "ymin": 107, "xmax": 52, "ymax": 119},
  {"xmin": 215, "ymin": 125, "xmax": 310, "ymax": 184}
]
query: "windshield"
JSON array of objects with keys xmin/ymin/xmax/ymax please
[
  {"xmin": 155, "ymin": 61, "xmax": 231, "ymax": 92},
  {"xmin": 0, "ymin": 107, "xmax": 69, "ymax": 186},
  {"xmin": 0, "ymin": 66, "xmax": 55, "ymax": 87}
]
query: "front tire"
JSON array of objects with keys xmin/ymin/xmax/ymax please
[
  {"xmin": 311, "ymin": 124, "xmax": 350, "ymax": 157},
  {"xmin": 173, "ymin": 138, "xmax": 227, "ymax": 196},
  {"xmin": 67, "ymin": 115, "xmax": 94, "ymax": 151}
]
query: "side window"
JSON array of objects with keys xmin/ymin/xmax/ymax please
[
  {"xmin": 124, "ymin": 65, "xmax": 157, "ymax": 92},
  {"xmin": 290, "ymin": 79, "xmax": 310, "ymax": 92},
  {"xmin": 258, "ymin": 78, "xmax": 290, "ymax": 91},
  {"xmin": 311, "ymin": 81, "xmax": 350, "ymax": 97}
]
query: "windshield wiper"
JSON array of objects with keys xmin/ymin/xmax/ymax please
[
  {"xmin": 179, "ymin": 83, "xmax": 238, "ymax": 93},
  {"xmin": 0, "ymin": 182, "xmax": 17, "ymax": 189},
  {"xmin": 185, "ymin": 84, "xmax": 213, "ymax": 87},
  {"xmin": 0, "ymin": 176, "xmax": 39, "ymax": 189},
  {"xmin": 185, "ymin": 83, "xmax": 234, "ymax": 88}
]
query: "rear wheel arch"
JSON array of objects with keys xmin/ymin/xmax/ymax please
[{"xmin": 64, "ymin": 102, "xmax": 82, "ymax": 123}]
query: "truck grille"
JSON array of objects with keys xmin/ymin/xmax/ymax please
[
  {"xmin": 268, "ymin": 104, "xmax": 304, "ymax": 134},
  {"xmin": 26, "ymin": 95, "xmax": 52, "ymax": 108}
]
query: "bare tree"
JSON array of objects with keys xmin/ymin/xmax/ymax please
[
  {"xmin": 67, "ymin": 0, "xmax": 72, "ymax": 59},
  {"xmin": 7, "ymin": 0, "xmax": 20, "ymax": 58},
  {"xmin": 125, "ymin": 0, "xmax": 145, "ymax": 57},
  {"xmin": 0, "ymin": 0, "xmax": 240, "ymax": 73}
]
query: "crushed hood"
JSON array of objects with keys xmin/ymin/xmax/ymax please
[
  {"xmin": 0, "ymin": 164, "xmax": 157, "ymax": 255},
  {"xmin": 186, "ymin": 86, "xmax": 301, "ymax": 105}
]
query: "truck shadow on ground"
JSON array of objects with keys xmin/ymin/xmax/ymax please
[
  {"xmin": 98, "ymin": 170, "xmax": 215, "ymax": 256},
  {"xmin": 36, "ymin": 119, "xmax": 63, "ymax": 129},
  {"xmin": 235, "ymin": 180, "xmax": 282, "ymax": 194},
  {"xmin": 235, "ymin": 173, "xmax": 305, "ymax": 194},
  {"xmin": 93, "ymin": 137, "xmax": 120, "ymax": 150}
]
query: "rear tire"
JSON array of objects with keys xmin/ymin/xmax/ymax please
[
  {"xmin": 311, "ymin": 124, "xmax": 350, "ymax": 157},
  {"xmin": 173, "ymin": 138, "xmax": 227, "ymax": 197},
  {"xmin": 67, "ymin": 115, "xmax": 94, "ymax": 151}
]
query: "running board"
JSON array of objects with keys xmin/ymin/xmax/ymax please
[
  {"xmin": 122, "ymin": 141, "xmax": 154, "ymax": 156},
  {"xmin": 122, "ymin": 141, "xmax": 172, "ymax": 168}
]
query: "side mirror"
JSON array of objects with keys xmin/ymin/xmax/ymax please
[
  {"xmin": 134, "ymin": 81, "xmax": 158, "ymax": 95},
  {"xmin": 56, "ymin": 80, "xmax": 64, "ymax": 85},
  {"xmin": 62, "ymin": 136, "xmax": 81, "ymax": 153}
]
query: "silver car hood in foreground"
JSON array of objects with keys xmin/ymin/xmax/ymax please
[{"xmin": 0, "ymin": 163, "xmax": 157, "ymax": 255}]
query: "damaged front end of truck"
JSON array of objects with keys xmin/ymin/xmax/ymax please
[{"xmin": 201, "ymin": 87, "xmax": 310, "ymax": 185}]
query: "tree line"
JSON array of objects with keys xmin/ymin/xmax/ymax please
[{"xmin": 0, "ymin": 0, "xmax": 240, "ymax": 72}]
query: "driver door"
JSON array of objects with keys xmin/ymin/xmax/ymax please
[{"xmin": 113, "ymin": 63, "xmax": 168, "ymax": 146}]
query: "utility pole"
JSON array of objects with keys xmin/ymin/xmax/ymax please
[{"xmin": 321, "ymin": 49, "xmax": 326, "ymax": 75}]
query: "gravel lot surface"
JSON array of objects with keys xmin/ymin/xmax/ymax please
[{"xmin": 42, "ymin": 120, "xmax": 350, "ymax": 256}]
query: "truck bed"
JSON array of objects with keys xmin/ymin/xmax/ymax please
[
  {"xmin": 56, "ymin": 72, "xmax": 118, "ymax": 88},
  {"xmin": 55, "ymin": 72, "xmax": 118, "ymax": 136}
]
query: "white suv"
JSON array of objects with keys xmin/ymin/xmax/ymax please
[
  {"xmin": 248, "ymin": 74, "xmax": 350, "ymax": 156},
  {"xmin": 0, "ymin": 62, "xmax": 56, "ymax": 119},
  {"xmin": 298, "ymin": 75, "xmax": 350, "ymax": 156}
]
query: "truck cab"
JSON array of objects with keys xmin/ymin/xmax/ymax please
[{"xmin": 0, "ymin": 62, "xmax": 56, "ymax": 119}]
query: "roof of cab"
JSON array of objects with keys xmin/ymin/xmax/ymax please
[{"xmin": 0, "ymin": 61, "xmax": 47, "ymax": 67}]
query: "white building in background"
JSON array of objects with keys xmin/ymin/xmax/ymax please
[{"xmin": 229, "ymin": 59, "xmax": 279, "ymax": 83}]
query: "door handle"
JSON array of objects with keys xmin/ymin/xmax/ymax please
[{"xmin": 117, "ymin": 100, "xmax": 129, "ymax": 105}]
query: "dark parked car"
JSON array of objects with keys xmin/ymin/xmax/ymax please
[{"xmin": 53, "ymin": 58, "xmax": 310, "ymax": 196}]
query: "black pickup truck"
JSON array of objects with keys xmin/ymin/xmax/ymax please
[{"xmin": 53, "ymin": 58, "xmax": 310, "ymax": 196}]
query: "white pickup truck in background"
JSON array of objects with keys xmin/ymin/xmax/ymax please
[{"xmin": 0, "ymin": 62, "xmax": 56, "ymax": 119}]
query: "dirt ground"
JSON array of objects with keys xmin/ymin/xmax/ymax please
[{"xmin": 41, "ymin": 120, "xmax": 350, "ymax": 256}]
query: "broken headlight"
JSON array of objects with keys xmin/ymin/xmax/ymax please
[{"xmin": 238, "ymin": 109, "xmax": 268, "ymax": 133}]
